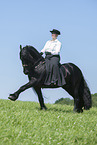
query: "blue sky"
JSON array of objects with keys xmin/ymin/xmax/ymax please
[{"xmin": 0, "ymin": 0, "xmax": 97, "ymax": 103}]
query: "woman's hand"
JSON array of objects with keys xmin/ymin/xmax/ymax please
[{"xmin": 40, "ymin": 52, "xmax": 43, "ymax": 55}]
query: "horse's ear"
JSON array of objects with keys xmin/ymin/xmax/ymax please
[{"xmin": 20, "ymin": 45, "xmax": 22, "ymax": 51}]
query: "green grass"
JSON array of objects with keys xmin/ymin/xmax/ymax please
[{"xmin": 0, "ymin": 99, "xmax": 97, "ymax": 145}]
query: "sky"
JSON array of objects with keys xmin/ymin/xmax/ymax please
[{"xmin": 0, "ymin": 0, "xmax": 97, "ymax": 104}]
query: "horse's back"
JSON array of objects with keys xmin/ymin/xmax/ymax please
[{"xmin": 62, "ymin": 62, "xmax": 82, "ymax": 74}]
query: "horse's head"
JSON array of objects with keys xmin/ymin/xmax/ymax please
[{"xmin": 20, "ymin": 45, "xmax": 44, "ymax": 75}]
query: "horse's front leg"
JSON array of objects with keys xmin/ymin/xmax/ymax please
[
  {"xmin": 33, "ymin": 87, "xmax": 47, "ymax": 110},
  {"xmin": 8, "ymin": 77, "xmax": 37, "ymax": 101}
]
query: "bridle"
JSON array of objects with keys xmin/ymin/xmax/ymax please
[
  {"xmin": 22, "ymin": 57, "xmax": 45, "ymax": 68},
  {"xmin": 21, "ymin": 47, "xmax": 45, "ymax": 69}
]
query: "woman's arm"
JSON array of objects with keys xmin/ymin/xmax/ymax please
[
  {"xmin": 55, "ymin": 42, "xmax": 61, "ymax": 54},
  {"xmin": 41, "ymin": 41, "xmax": 49, "ymax": 53},
  {"xmin": 52, "ymin": 41, "xmax": 62, "ymax": 55}
]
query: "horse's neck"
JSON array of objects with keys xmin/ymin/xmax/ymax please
[{"xmin": 32, "ymin": 57, "xmax": 44, "ymax": 68}]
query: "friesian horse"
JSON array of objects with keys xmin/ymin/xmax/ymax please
[{"xmin": 8, "ymin": 45, "xmax": 92, "ymax": 113}]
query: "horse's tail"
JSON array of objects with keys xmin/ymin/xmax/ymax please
[{"xmin": 79, "ymin": 75, "xmax": 92, "ymax": 110}]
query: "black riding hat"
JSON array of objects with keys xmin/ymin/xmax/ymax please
[{"xmin": 50, "ymin": 29, "xmax": 61, "ymax": 35}]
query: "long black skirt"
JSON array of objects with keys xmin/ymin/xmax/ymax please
[{"xmin": 44, "ymin": 54, "xmax": 66, "ymax": 86}]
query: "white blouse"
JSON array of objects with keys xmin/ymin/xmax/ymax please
[{"xmin": 41, "ymin": 39, "xmax": 61, "ymax": 55}]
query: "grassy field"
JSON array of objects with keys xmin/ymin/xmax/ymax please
[{"xmin": 0, "ymin": 99, "xmax": 97, "ymax": 145}]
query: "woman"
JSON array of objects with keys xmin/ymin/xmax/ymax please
[{"xmin": 41, "ymin": 29, "xmax": 66, "ymax": 86}]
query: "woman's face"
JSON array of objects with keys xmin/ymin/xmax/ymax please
[{"xmin": 52, "ymin": 33, "xmax": 58, "ymax": 40}]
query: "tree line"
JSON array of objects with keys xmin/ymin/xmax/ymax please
[{"xmin": 55, "ymin": 93, "xmax": 97, "ymax": 107}]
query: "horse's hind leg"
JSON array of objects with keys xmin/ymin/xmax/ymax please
[
  {"xmin": 62, "ymin": 84, "xmax": 83, "ymax": 113},
  {"xmin": 33, "ymin": 87, "xmax": 47, "ymax": 110},
  {"xmin": 73, "ymin": 84, "xmax": 83, "ymax": 113}
]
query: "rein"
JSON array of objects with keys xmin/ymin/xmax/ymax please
[
  {"xmin": 23, "ymin": 57, "xmax": 45, "ymax": 68},
  {"xmin": 32, "ymin": 57, "xmax": 44, "ymax": 68}
]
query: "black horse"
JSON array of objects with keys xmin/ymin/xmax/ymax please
[{"xmin": 8, "ymin": 45, "xmax": 92, "ymax": 113}]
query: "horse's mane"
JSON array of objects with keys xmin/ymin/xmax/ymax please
[{"xmin": 20, "ymin": 45, "xmax": 44, "ymax": 63}]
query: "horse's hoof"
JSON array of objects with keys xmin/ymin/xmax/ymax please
[
  {"xmin": 73, "ymin": 109, "xmax": 83, "ymax": 113},
  {"xmin": 8, "ymin": 94, "xmax": 18, "ymax": 101},
  {"xmin": 40, "ymin": 106, "xmax": 47, "ymax": 110},
  {"xmin": 77, "ymin": 109, "xmax": 83, "ymax": 113}
]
